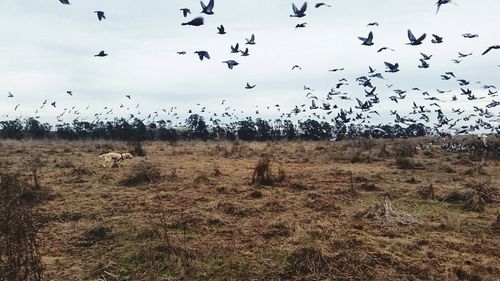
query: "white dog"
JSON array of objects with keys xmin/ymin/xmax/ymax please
[{"xmin": 99, "ymin": 152, "xmax": 133, "ymax": 167}]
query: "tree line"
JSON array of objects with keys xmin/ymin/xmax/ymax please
[{"xmin": 0, "ymin": 115, "xmax": 431, "ymax": 141}]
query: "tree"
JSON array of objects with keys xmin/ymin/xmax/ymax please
[
  {"xmin": 186, "ymin": 114, "xmax": 209, "ymax": 140},
  {"xmin": 0, "ymin": 119, "xmax": 24, "ymax": 139},
  {"xmin": 283, "ymin": 120, "xmax": 296, "ymax": 140},
  {"xmin": 255, "ymin": 118, "xmax": 272, "ymax": 141},
  {"xmin": 237, "ymin": 119, "xmax": 257, "ymax": 141}
]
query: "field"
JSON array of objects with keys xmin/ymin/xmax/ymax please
[{"xmin": 1, "ymin": 139, "xmax": 499, "ymax": 280}]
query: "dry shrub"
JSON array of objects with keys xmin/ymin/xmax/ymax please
[
  {"xmin": 349, "ymin": 150, "xmax": 372, "ymax": 163},
  {"xmin": 285, "ymin": 247, "xmax": 332, "ymax": 276},
  {"xmin": 212, "ymin": 165, "xmax": 222, "ymax": 177},
  {"xmin": 395, "ymin": 157, "xmax": 424, "ymax": 170},
  {"xmin": 193, "ymin": 173, "xmax": 210, "ymax": 184},
  {"xmin": 249, "ymin": 190, "xmax": 263, "ymax": 198},
  {"xmin": 359, "ymin": 182, "xmax": 380, "ymax": 192},
  {"xmin": 120, "ymin": 161, "xmax": 162, "ymax": 186},
  {"xmin": 0, "ymin": 174, "xmax": 44, "ymax": 281},
  {"xmin": 394, "ymin": 143, "xmax": 417, "ymax": 158},
  {"xmin": 417, "ymin": 184, "xmax": 436, "ymax": 200},
  {"xmin": 275, "ymin": 167, "xmax": 286, "ymax": 183},
  {"xmin": 377, "ymin": 144, "xmax": 391, "ymax": 158},
  {"xmin": 81, "ymin": 226, "xmax": 113, "ymax": 247},
  {"xmin": 355, "ymin": 197, "xmax": 418, "ymax": 226},
  {"xmin": 262, "ymin": 222, "xmax": 292, "ymax": 239},
  {"xmin": 130, "ymin": 142, "xmax": 147, "ymax": 157},
  {"xmin": 252, "ymin": 156, "xmax": 273, "ymax": 186},
  {"xmin": 443, "ymin": 182, "xmax": 498, "ymax": 212}
]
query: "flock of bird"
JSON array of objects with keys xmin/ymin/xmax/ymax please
[{"xmin": 2, "ymin": 0, "xmax": 500, "ymax": 136}]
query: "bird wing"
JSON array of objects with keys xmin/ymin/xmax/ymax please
[
  {"xmin": 207, "ymin": 0, "xmax": 215, "ymax": 10},
  {"xmin": 482, "ymin": 46, "xmax": 493, "ymax": 55},
  {"xmin": 367, "ymin": 31, "xmax": 373, "ymax": 41},
  {"xmin": 384, "ymin": 62, "xmax": 394, "ymax": 68},
  {"xmin": 299, "ymin": 2, "xmax": 308, "ymax": 13},
  {"xmin": 407, "ymin": 29, "xmax": 416, "ymax": 42},
  {"xmin": 292, "ymin": 3, "xmax": 299, "ymax": 14},
  {"xmin": 417, "ymin": 33, "xmax": 426, "ymax": 42},
  {"xmin": 200, "ymin": 1, "xmax": 207, "ymax": 9}
]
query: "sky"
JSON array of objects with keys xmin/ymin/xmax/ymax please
[{"xmin": 0, "ymin": 0, "xmax": 499, "ymax": 128}]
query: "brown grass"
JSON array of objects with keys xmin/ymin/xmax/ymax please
[{"xmin": 0, "ymin": 138, "xmax": 498, "ymax": 280}]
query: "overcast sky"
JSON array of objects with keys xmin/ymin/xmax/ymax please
[{"xmin": 0, "ymin": 0, "xmax": 499, "ymax": 126}]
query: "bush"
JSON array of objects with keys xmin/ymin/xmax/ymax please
[
  {"xmin": 0, "ymin": 174, "xmax": 44, "ymax": 281},
  {"xmin": 120, "ymin": 161, "xmax": 162, "ymax": 186},
  {"xmin": 395, "ymin": 157, "xmax": 423, "ymax": 170}
]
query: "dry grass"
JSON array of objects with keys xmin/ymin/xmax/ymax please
[{"xmin": 0, "ymin": 138, "xmax": 498, "ymax": 280}]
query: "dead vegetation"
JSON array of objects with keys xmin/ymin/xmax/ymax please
[
  {"xmin": 120, "ymin": 161, "xmax": 162, "ymax": 186},
  {"xmin": 0, "ymin": 138, "xmax": 498, "ymax": 280}
]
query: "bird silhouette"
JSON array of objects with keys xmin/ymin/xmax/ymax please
[
  {"xmin": 431, "ymin": 34, "xmax": 443, "ymax": 43},
  {"xmin": 217, "ymin": 25, "xmax": 226, "ymax": 34},
  {"xmin": 95, "ymin": 51, "xmax": 107, "ymax": 57},
  {"xmin": 59, "ymin": 0, "xmax": 70, "ymax": 4},
  {"xmin": 359, "ymin": 31, "xmax": 374, "ymax": 46},
  {"xmin": 180, "ymin": 8, "xmax": 191, "ymax": 17},
  {"xmin": 384, "ymin": 62, "xmax": 400, "ymax": 73},
  {"xmin": 482, "ymin": 45, "xmax": 500, "ymax": 55},
  {"xmin": 407, "ymin": 29, "xmax": 426, "ymax": 45},
  {"xmin": 201, "ymin": 0, "xmax": 215, "ymax": 15},
  {"xmin": 182, "ymin": 17, "xmax": 204, "ymax": 26},
  {"xmin": 94, "ymin": 11, "xmax": 106, "ymax": 21},
  {"xmin": 8, "ymin": 92, "xmax": 13, "ymax": 98},
  {"xmin": 222, "ymin": 60, "xmax": 239, "ymax": 69},
  {"xmin": 246, "ymin": 34, "xmax": 256, "ymax": 45},
  {"xmin": 291, "ymin": 2, "xmax": 308, "ymax": 18},
  {"xmin": 315, "ymin": 3, "xmax": 331, "ymax": 8},
  {"xmin": 245, "ymin": 83, "xmax": 256, "ymax": 89}
]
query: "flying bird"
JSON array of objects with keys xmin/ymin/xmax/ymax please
[
  {"xmin": 195, "ymin": 51, "xmax": 210, "ymax": 61},
  {"xmin": 94, "ymin": 11, "xmax": 106, "ymax": 21},
  {"xmin": 367, "ymin": 22, "xmax": 379, "ymax": 26},
  {"xmin": 125, "ymin": 95, "xmax": 131, "ymax": 99},
  {"xmin": 59, "ymin": 0, "xmax": 70, "ymax": 4},
  {"xmin": 359, "ymin": 31, "xmax": 374, "ymax": 46},
  {"xmin": 246, "ymin": 34, "xmax": 256, "ymax": 45},
  {"xmin": 180, "ymin": 8, "xmax": 191, "ymax": 17},
  {"xmin": 245, "ymin": 83, "xmax": 256, "ymax": 89},
  {"xmin": 296, "ymin": 23, "xmax": 307, "ymax": 28},
  {"xmin": 407, "ymin": 29, "xmax": 426, "ymax": 45},
  {"xmin": 377, "ymin": 47, "xmax": 395, "ymax": 52},
  {"xmin": 95, "ymin": 51, "xmax": 107, "ymax": 57},
  {"xmin": 8, "ymin": 92, "xmax": 13, "ymax": 98},
  {"xmin": 177, "ymin": 51, "xmax": 187, "ymax": 55},
  {"xmin": 315, "ymin": 3, "xmax": 331, "ymax": 8},
  {"xmin": 201, "ymin": 0, "xmax": 215, "ymax": 15},
  {"xmin": 462, "ymin": 33, "xmax": 479, "ymax": 39},
  {"xmin": 67, "ymin": 91, "xmax": 73, "ymax": 96},
  {"xmin": 291, "ymin": 2, "xmax": 308, "ymax": 18},
  {"xmin": 384, "ymin": 62, "xmax": 400, "ymax": 73},
  {"xmin": 292, "ymin": 65, "xmax": 302, "ymax": 70},
  {"xmin": 436, "ymin": 0, "xmax": 452, "ymax": 14},
  {"xmin": 431, "ymin": 34, "xmax": 443, "ymax": 44},
  {"xmin": 222, "ymin": 60, "xmax": 239, "ymax": 69},
  {"xmin": 217, "ymin": 25, "xmax": 226, "ymax": 34},
  {"xmin": 482, "ymin": 45, "xmax": 500, "ymax": 55},
  {"xmin": 230, "ymin": 43, "xmax": 240, "ymax": 53},
  {"xmin": 240, "ymin": 48, "xmax": 249, "ymax": 56},
  {"xmin": 182, "ymin": 17, "xmax": 204, "ymax": 26}
]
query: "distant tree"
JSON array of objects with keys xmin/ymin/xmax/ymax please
[
  {"xmin": 24, "ymin": 118, "xmax": 51, "ymax": 139},
  {"xmin": 237, "ymin": 119, "xmax": 257, "ymax": 141},
  {"xmin": 300, "ymin": 119, "xmax": 330, "ymax": 140},
  {"xmin": 283, "ymin": 120, "xmax": 296, "ymax": 140},
  {"xmin": 56, "ymin": 123, "xmax": 77, "ymax": 140},
  {"xmin": 255, "ymin": 118, "xmax": 272, "ymax": 141},
  {"xmin": 186, "ymin": 114, "xmax": 209, "ymax": 140},
  {"xmin": 0, "ymin": 119, "xmax": 24, "ymax": 139}
]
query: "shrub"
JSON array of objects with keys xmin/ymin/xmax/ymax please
[{"xmin": 120, "ymin": 161, "xmax": 162, "ymax": 186}]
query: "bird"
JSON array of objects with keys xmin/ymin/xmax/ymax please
[
  {"xmin": 463, "ymin": 33, "xmax": 479, "ymax": 39},
  {"xmin": 95, "ymin": 51, "xmax": 107, "ymax": 57},
  {"xmin": 407, "ymin": 29, "xmax": 426, "ymax": 45},
  {"xmin": 125, "ymin": 95, "xmax": 131, "ymax": 99},
  {"xmin": 222, "ymin": 60, "xmax": 239, "ymax": 69},
  {"xmin": 420, "ymin": 53, "xmax": 432, "ymax": 60},
  {"xmin": 67, "ymin": 91, "xmax": 73, "ymax": 96},
  {"xmin": 230, "ymin": 43, "xmax": 240, "ymax": 53},
  {"xmin": 458, "ymin": 52, "xmax": 472, "ymax": 58},
  {"xmin": 291, "ymin": 2, "xmax": 308, "ymax": 18},
  {"xmin": 201, "ymin": 0, "xmax": 215, "ymax": 15},
  {"xmin": 180, "ymin": 8, "xmax": 191, "ymax": 17},
  {"xmin": 482, "ymin": 45, "xmax": 500, "ymax": 55},
  {"xmin": 384, "ymin": 62, "xmax": 400, "ymax": 73},
  {"xmin": 292, "ymin": 65, "xmax": 302, "ymax": 70},
  {"xmin": 177, "ymin": 51, "xmax": 187, "ymax": 55},
  {"xmin": 51, "ymin": 102, "xmax": 56, "ymax": 108},
  {"xmin": 94, "ymin": 11, "xmax": 106, "ymax": 21},
  {"xmin": 315, "ymin": 3, "xmax": 331, "ymax": 8},
  {"xmin": 8, "ymin": 92, "xmax": 13, "ymax": 98},
  {"xmin": 246, "ymin": 34, "xmax": 256, "ymax": 45},
  {"xmin": 329, "ymin": 68, "xmax": 344, "ymax": 72},
  {"xmin": 367, "ymin": 22, "xmax": 379, "ymax": 26},
  {"xmin": 217, "ymin": 25, "xmax": 226, "ymax": 34},
  {"xmin": 245, "ymin": 83, "xmax": 256, "ymax": 89},
  {"xmin": 59, "ymin": 0, "xmax": 70, "ymax": 4},
  {"xmin": 418, "ymin": 59, "xmax": 430, "ymax": 69},
  {"xmin": 240, "ymin": 48, "xmax": 249, "ymax": 56},
  {"xmin": 195, "ymin": 51, "xmax": 210, "ymax": 61},
  {"xmin": 296, "ymin": 23, "xmax": 307, "ymax": 28},
  {"xmin": 14, "ymin": 104, "xmax": 20, "ymax": 111},
  {"xmin": 436, "ymin": 0, "xmax": 452, "ymax": 14},
  {"xmin": 182, "ymin": 17, "xmax": 204, "ymax": 26},
  {"xmin": 431, "ymin": 34, "xmax": 443, "ymax": 44},
  {"xmin": 377, "ymin": 47, "xmax": 395, "ymax": 52},
  {"xmin": 358, "ymin": 31, "xmax": 374, "ymax": 46}
]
